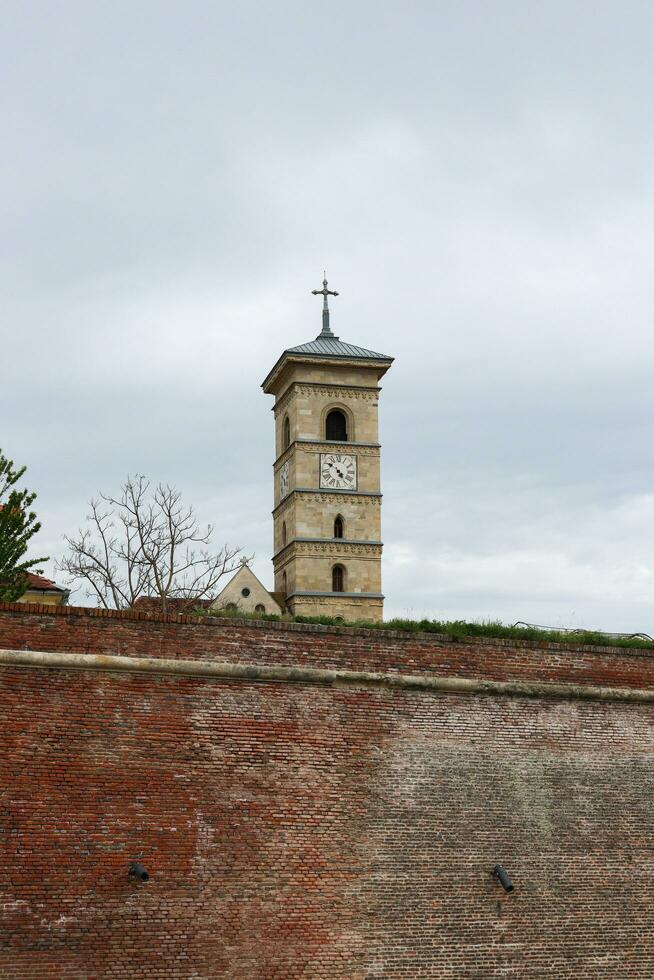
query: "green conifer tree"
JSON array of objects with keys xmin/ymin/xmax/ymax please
[{"xmin": 0, "ymin": 450, "xmax": 48, "ymax": 601}]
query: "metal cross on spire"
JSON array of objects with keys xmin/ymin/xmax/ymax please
[{"xmin": 312, "ymin": 272, "xmax": 339, "ymax": 337}]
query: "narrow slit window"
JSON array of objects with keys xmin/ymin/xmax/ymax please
[
  {"xmin": 283, "ymin": 416, "xmax": 291, "ymax": 450},
  {"xmin": 334, "ymin": 516, "xmax": 343, "ymax": 539},
  {"xmin": 332, "ymin": 565, "xmax": 344, "ymax": 592}
]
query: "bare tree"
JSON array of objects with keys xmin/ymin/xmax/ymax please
[{"xmin": 58, "ymin": 475, "xmax": 246, "ymax": 613}]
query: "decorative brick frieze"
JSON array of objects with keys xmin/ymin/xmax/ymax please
[
  {"xmin": 296, "ymin": 383, "xmax": 379, "ymax": 401},
  {"xmin": 273, "ymin": 382, "xmax": 379, "ymax": 418}
]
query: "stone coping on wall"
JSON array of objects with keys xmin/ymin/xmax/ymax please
[
  {"xmin": 1, "ymin": 647, "xmax": 653, "ymax": 704},
  {"xmin": 1, "ymin": 599, "xmax": 653, "ymax": 661}
]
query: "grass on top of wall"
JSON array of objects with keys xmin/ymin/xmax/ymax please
[{"xmin": 200, "ymin": 606, "xmax": 654, "ymax": 650}]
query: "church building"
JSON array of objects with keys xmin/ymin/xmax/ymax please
[{"xmin": 262, "ymin": 277, "xmax": 393, "ymax": 622}]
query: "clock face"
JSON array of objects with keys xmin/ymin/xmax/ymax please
[
  {"xmin": 279, "ymin": 461, "xmax": 290, "ymax": 498},
  {"xmin": 320, "ymin": 453, "xmax": 357, "ymax": 491}
]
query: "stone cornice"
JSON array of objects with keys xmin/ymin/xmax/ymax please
[
  {"xmin": 302, "ymin": 440, "xmax": 380, "ymax": 457},
  {"xmin": 4, "ymin": 647, "xmax": 654, "ymax": 704},
  {"xmin": 273, "ymin": 439, "xmax": 380, "ymax": 470},
  {"xmin": 295, "ymin": 380, "xmax": 381, "ymax": 393},
  {"xmin": 272, "ymin": 489, "xmax": 382, "ymax": 516},
  {"xmin": 273, "ymin": 381, "xmax": 381, "ymax": 416},
  {"xmin": 273, "ymin": 539, "xmax": 384, "ymax": 562},
  {"xmin": 273, "ymin": 385, "xmax": 299, "ymax": 417},
  {"xmin": 262, "ymin": 353, "xmax": 391, "ymax": 395},
  {"xmin": 272, "ymin": 494, "xmax": 294, "ymax": 520},
  {"xmin": 288, "ymin": 591, "xmax": 385, "ymax": 600}
]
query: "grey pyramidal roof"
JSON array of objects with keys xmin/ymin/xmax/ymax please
[
  {"xmin": 286, "ymin": 331, "xmax": 392, "ymax": 361},
  {"xmin": 262, "ymin": 280, "xmax": 393, "ymax": 390}
]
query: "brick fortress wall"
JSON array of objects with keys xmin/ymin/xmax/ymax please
[{"xmin": 2, "ymin": 602, "xmax": 654, "ymax": 978}]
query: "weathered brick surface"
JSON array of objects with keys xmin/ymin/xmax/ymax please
[{"xmin": 2, "ymin": 603, "xmax": 654, "ymax": 977}]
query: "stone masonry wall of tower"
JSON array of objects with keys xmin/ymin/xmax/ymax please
[{"xmin": 261, "ymin": 282, "xmax": 393, "ymax": 622}]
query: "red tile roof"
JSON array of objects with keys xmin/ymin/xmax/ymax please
[{"xmin": 25, "ymin": 572, "xmax": 67, "ymax": 593}]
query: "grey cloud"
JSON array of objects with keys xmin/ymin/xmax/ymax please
[{"xmin": 2, "ymin": 1, "xmax": 653, "ymax": 632}]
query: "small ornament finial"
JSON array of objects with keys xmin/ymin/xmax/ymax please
[{"xmin": 311, "ymin": 273, "xmax": 339, "ymax": 337}]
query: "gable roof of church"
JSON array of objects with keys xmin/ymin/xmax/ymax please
[{"xmin": 213, "ymin": 563, "xmax": 283, "ymax": 615}]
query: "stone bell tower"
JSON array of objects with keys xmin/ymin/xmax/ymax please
[{"xmin": 261, "ymin": 276, "xmax": 393, "ymax": 622}]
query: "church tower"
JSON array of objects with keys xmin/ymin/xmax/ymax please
[{"xmin": 262, "ymin": 277, "xmax": 393, "ymax": 623}]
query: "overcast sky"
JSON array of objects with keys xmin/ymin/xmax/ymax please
[{"xmin": 2, "ymin": 1, "xmax": 654, "ymax": 631}]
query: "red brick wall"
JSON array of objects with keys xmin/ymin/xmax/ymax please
[{"xmin": 2, "ymin": 603, "xmax": 654, "ymax": 978}]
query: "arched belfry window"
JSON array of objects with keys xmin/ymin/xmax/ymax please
[
  {"xmin": 333, "ymin": 515, "xmax": 343, "ymax": 539},
  {"xmin": 283, "ymin": 415, "xmax": 291, "ymax": 450},
  {"xmin": 326, "ymin": 409, "xmax": 348, "ymax": 442},
  {"xmin": 332, "ymin": 564, "xmax": 345, "ymax": 593}
]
